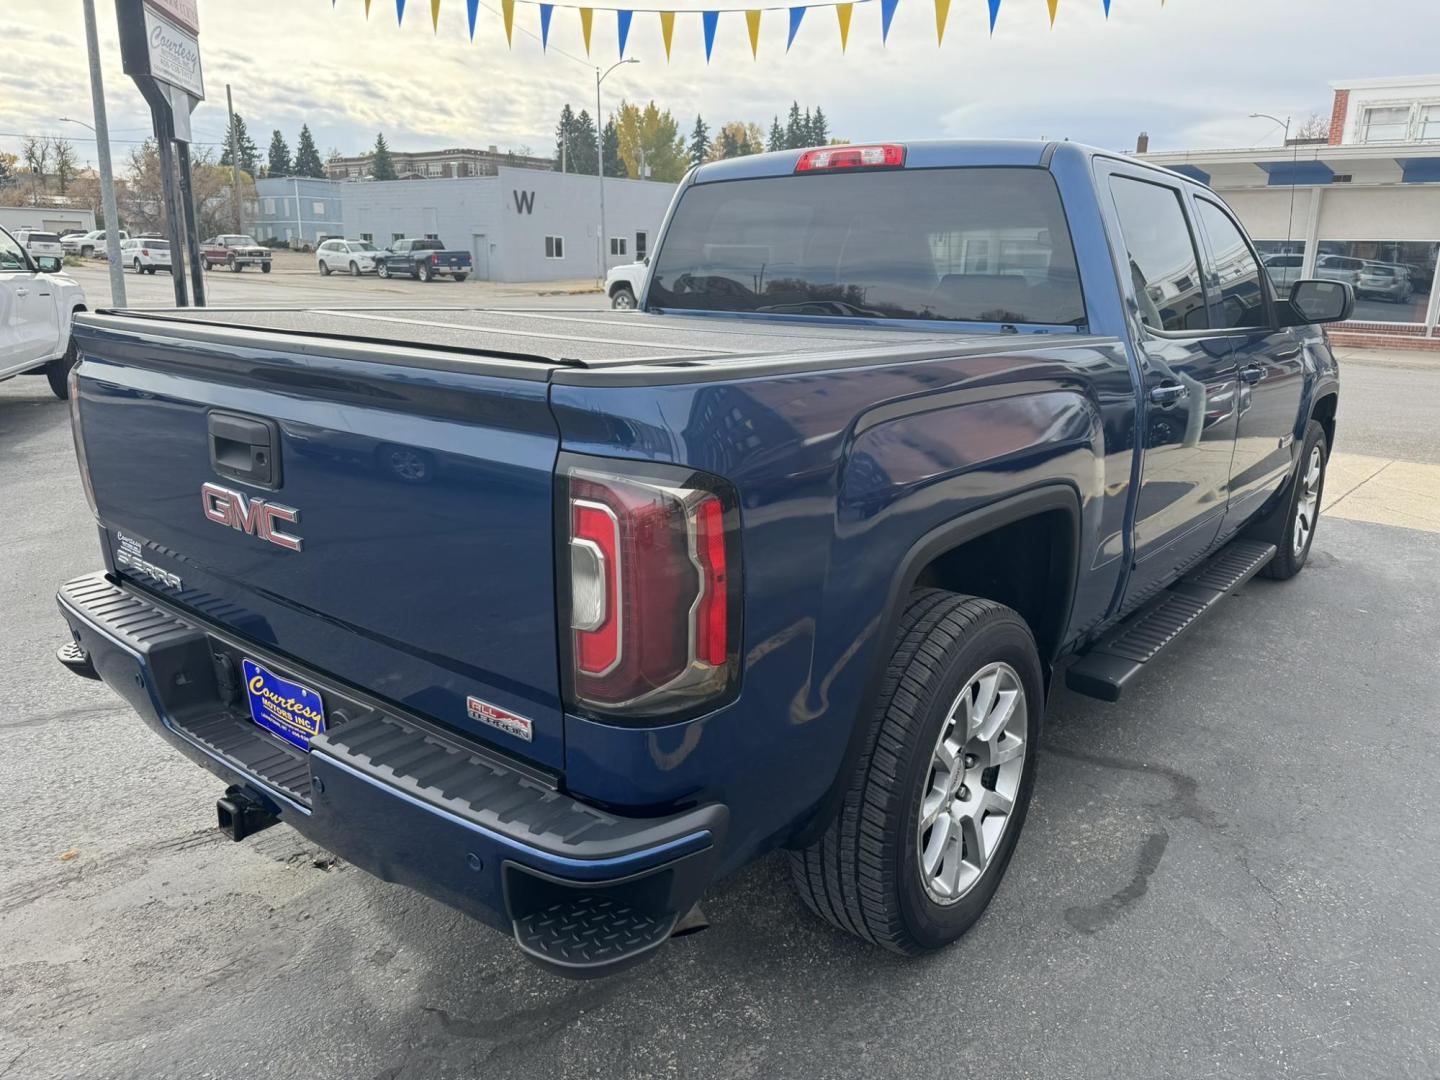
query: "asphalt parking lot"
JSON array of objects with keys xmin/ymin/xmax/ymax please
[{"xmin": 3, "ymin": 318, "xmax": 1439, "ymax": 1077}]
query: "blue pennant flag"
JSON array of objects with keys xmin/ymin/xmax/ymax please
[
  {"xmin": 987, "ymin": 0, "xmax": 1000, "ymax": 33},
  {"xmin": 1103, "ymin": 0, "xmax": 1111, "ymax": 14},
  {"xmin": 617, "ymin": 8, "xmax": 632, "ymax": 56},
  {"xmin": 539, "ymin": 3, "xmax": 553, "ymax": 48},
  {"xmin": 881, "ymin": 0, "xmax": 899, "ymax": 42},
  {"xmin": 396, "ymin": 0, "xmax": 406, "ymax": 24},
  {"xmin": 786, "ymin": 5, "xmax": 805, "ymax": 49},
  {"xmin": 466, "ymin": 0, "xmax": 479, "ymax": 37},
  {"xmin": 702, "ymin": 9, "xmax": 718, "ymax": 61}
]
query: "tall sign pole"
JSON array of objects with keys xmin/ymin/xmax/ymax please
[
  {"xmin": 226, "ymin": 84, "xmax": 243, "ymax": 233},
  {"xmin": 82, "ymin": 0, "xmax": 126, "ymax": 307},
  {"xmin": 116, "ymin": 0, "xmax": 206, "ymax": 306}
]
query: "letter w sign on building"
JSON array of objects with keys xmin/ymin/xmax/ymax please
[{"xmin": 513, "ymin": 190, "xmax": 536, "ymax": 214}]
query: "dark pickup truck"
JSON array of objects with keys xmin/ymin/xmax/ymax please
[
  {"xmin": 374, "ymin": 238, "xmax": 472, "ymax": 282},
  {"xmin": 56, "ymin": 141, "xmax": 1348, "ymax": 978}
]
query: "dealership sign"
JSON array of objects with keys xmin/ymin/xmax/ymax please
[
  {"xmin": 145, "ymin": 0, "xmax": 198, "ymax": 34},
  {"xmin": 141, "ymin": 8, "xmax": 204, "ymax": 99},
  {"xmin": 117, "ymin": 0, "xmax": 205, "ymax": 104}
]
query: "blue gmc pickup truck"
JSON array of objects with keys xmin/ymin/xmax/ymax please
[{"xmin": 56, "ymin": 141, "xmax": 1348, "ymax": 977}]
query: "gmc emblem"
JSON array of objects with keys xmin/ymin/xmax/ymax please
[{"xmin": 201, "ymin": 482, "xmax": 303, "ymax": 551}]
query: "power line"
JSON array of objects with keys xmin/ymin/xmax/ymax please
[{"xmin": 0, "ymin": 129, "xmax": 230, "ymax": 147}]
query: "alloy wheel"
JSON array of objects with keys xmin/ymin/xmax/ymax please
[
  {"xmin": 916, "ymin": 661, "xmax": 1027, "ymax": 905},
  {"xmin": 1293, "ymin": 445, "xmax": 1323, "ymax": 555}
]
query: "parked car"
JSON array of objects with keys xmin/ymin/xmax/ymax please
[
  {"xmin": 605, "ymin": 259, "xmax": 646, "ymax": 308},
  {"xmin": 62, "ymin": 229, "xmax": 129, "ymax": 258},
  {"xmin": 0, "ymin": 225, "xmax": 87, "ymax": 398},
  {"xmin": 316, "ymin": 238, "xmax": 380, "ymax": 277},
  {"xmin": 1314, "ymin": 254, "xmax": 1365, "ymax": 287},
  {"xmin": 374, "ymin": 238, "xmax": 471, "ymax": 282},
  {"xmin": 1261, "ymin": 252, "xmax": 1304, "ymax": 292},
  {"xmin": 120, "ymin": 237, "xmax": 171, "ymax": 275},
  {"xmin": 15, "ymin": 230, "xmax": 65, "ymax": 261},
  {"xmin": 202, "ymin": 235, "xmax": 272, "ymax": 273},
  {"xmin": 57, "ymin": 141, "xmax": 1348, "ymax": 978},
  {"xmin": 1355, "ymin": 263, "xmax": 1413, "ymax": 304}
]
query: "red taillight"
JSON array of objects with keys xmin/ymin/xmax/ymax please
[
  {"xmin": 564, "ymin": 463, "xmax": 740, "ymax": 719},
  {"xmin": 431, "ymin": 253, "xmax": 439, "ymax": 264},
  {"xmin": 795, "ymin": 144, "xmax": 905, "ymax": 173},
  {"xmin": 141, "ymin": 248, "xmax": 150, "ymax": 256}
]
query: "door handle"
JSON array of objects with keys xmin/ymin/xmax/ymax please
[
  {"xmin": 1149, "ymin": 382, "xmax": 1188, "ymax": 406},
  {"xmin": 1240, "ymin": 365, "xmax": 1264, "ymax": 384},
  {"xmin": 15, "ymin": 287, "xmax": 28, "ymax": 297},
  {"xmin": 1272, "ymin": 344, "xmax": 1302, "ymax": 361}
]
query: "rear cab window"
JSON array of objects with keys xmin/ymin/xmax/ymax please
[{"xmin": 647, "ymin": 167, "xmax": 1087, "ymax": 328}]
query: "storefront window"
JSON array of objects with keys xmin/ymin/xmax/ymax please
[
  {"xmin": 1255, "ymin": 240, "xmax": 1308, "ymax": 294},
  {"xmin": 1318, "ymin": 240, "xmax": 1437, "ymax": 324}
]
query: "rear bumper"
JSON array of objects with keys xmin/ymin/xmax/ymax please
[{"xmin": 56, "ymin": 571, "xmax": 726, "ymax": 977}]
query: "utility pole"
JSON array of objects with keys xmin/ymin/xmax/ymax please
[
  {"xmin": 226, "ymin": 83, "xmax": 242, "ymax": 233},
  {"xmin": 81, "ymin": 0, "xmax": 125, "ymax": 306}
]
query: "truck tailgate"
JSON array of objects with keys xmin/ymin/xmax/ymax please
[{"xmin": 71, "ymin": 321, "xmax": 568, "ymax": 770}]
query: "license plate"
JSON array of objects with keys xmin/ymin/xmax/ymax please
[{"xmin": 242, "ymin": 659, "xmax": 326, "ymax": 750}]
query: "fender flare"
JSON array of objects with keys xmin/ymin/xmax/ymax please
[{"xmin": 788, "ymin": 483, "xmax": 1082, "ymax": 849}]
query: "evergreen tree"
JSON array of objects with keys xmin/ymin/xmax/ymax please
[
  {"xmin": 688, "ymin": 115, "xmax": 711, "ymax": 169},
  {"xmin": 784, "ymin": 102, "xmax": 804, "ymax": 149},
  {"xmin": 802, "ymin": 107, "xmax": 814, "ymax": 146},
  {"xmin": 767, "ymin": 117, "xmax": 785, "ymax": 152},
  {"xmin": 601, "ymin": 118, "xmax": 624, "ymax": 177},
  {"xmin": 810, "ymin": 106, "xmax": 830, "ymax": 146},
  {"xmin": 566, "ymin": 110, "xmax": 598, "ymax": 176},
  {"xmin": 293, "ymin": 124, "xmax": 326, "ymax": 178},
  {"xmin": 266, "ymin": 130, "xmax": 291, "ymax": 177},
  {"xmin": 554, "ymin": 104, "xmax": 578, "ymax": 171},
  {"xmin": 220, "ymin": 113, "xmax": 259, "ymax": 176}
]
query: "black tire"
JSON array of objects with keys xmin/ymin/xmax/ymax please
[
  {"xmin": 80, "ymin": 245, "xmax": 94, "ymax": 258},
  {"xmin": 1254, "ymin": 419, "xmax": 1328, "ymax": 580},
  {"xmin": 261, "ymin": 263, "xmax": 271, "ymax": 274},
  {"xmin": 417, "ymin": 264, "xmax": 432, "ymax": 283},
  {"xmin": 46, "ymin": 337, "xmax": 79, "ymax": 400},
  {"xmin": 611, "ymin": 285, "xmax": 637, "ymax": 310},
  {"xmin": 228, "ymin": 256, "xmax": 240, "ymax": 272},
  {"xmin": 788, "ymin": 590, "xmax": 1042, "ymax": 954},
  {"xmin": 452, "ymin": 273, "xmax": 468, "ymax": 283},
  {"xmin": 319, "ymin": 261, "xmax": 330, "ymax": 276},
  {"xmin": 349, "ymin": 261, "xmax": 360, "ymax": 277},
  {"xmin": 377, "ymin": 261, "xmax": 390, "ymax": 279},
  {"xmin": 133, "ymin": 258, "xmax": 143, "ymax": 274}
]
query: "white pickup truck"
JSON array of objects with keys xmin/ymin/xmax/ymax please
[
  {"xmin": 1, "ymin": 226, "xmax": 87, "ymax": 399},
  {"xmin": 605, "ymin": 259, "xmax": 647, "ymax": 308}
]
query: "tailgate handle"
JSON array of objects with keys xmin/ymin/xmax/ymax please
[{"xmin": 208, "ymin": 411, "xmax": 281, "ymax": 488}]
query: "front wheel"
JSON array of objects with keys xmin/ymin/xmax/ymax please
[
  {"xmin": 349, "ymin": 261, "xmax": 360, "ymax": 277},
  {"xmin": 46, "ymin": 337, "xmax": 79, "ymax": 400},
  {"xmin": 260, "ymin": 263, "xmax": 271, "ymax": 274},
  {"xmin": 228, "ymin": 256, "xmax": 240, "ymax": 272},
  {"xmin": 611, "ymin": 285, "xmax": 637, "ymax": 310},
  {"xmin": 789, "ymin": 591, "xmax": 1041, "ymax": 954},
  {"xmin": 377, "ymin": 261, "xmax": 390, "ymax": 279},
  {"xmin": 1258, "ymin": 419, "xmax": 1328, "ymax": 580},
  {"xmin": 319, "ymin": 261, "xmax": 330, "ymax": 276}
]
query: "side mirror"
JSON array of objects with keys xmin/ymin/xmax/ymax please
[
  {"xmin": 642, "ymin": 255, "xmax": 650, "ymax": 267},
  {"xmin": 34, "ymin": 255, "xmax": 63, "ymax": 273},
  {"xmin": 1288, "ymin": 279, "xmax": 1354, "ymax": 325}
]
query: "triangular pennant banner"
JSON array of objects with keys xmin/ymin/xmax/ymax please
[
  {"xmin": 1047, "ymin": 0, "xmax": 1058, "ymax": 24},
  {"xmin": 881, "ymin": 0, "xmax": 899, "ymax": 42},
  {"xmin": 746, "ymin": 9, "xmax": 761, "ymax": 57},
  {"xmin": 502, "ymin": 0, "xmax": 515, "ymax": 44},
  {"xmin": 465, "ymin": 0, "xmax": 479, "ymax": 37},
  {"xmin": 617, "ymin": 8, "xmax": 632, "ymax": 56},
  {"xmin": 1103, "ymin": 0, "xmax": 1111, "ymax": 14},
  {"xmin": 702, "ymin": 9, "xmax": 718, "ymax": 62},
  {"xmin": 364, "ymin": 0, "xmax": 373, "ymax": 16},
  {"xmin": 987, "ymin": 0, "xmax": 1001, "ymax": 33},
  {"xmin": 579, "ymin": 7, "xmax": 593, "ymax": 54},
  {"xmin": 835, "ymin": 3, "xmax": 852, "ymax": 50},
  {"xmin": 933, "ymin": 0, "xmax": 949, "ymax": 41},
  {"xmin": 431, "ymin": 0, "xmax": 441, "ymax": 32},
  {"xmin": 540, "ymin": 3, "xmax": 553, "ymax": 48},
  {"xmin": 786, "ymin": 5, "xmax": 805, "ymax": 49},
  {"xmin": 660, "ymin": 10, "xmax": 675, "ymax": 59},
  {"xmin": 396, "ymin": 0, "xmax": 406, "ymax": 24}
]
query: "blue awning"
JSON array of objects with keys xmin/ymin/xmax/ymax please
[
  {"xmin": 1260, "ymin": 160, "xmax": 1335, "ymax": 186},
  {"xmin": 1169, "ymin": 164, "xmax": 1211, "ymax": 186},
  {"xmin": 1400, "ymin": 158, "xmax": 1440, "ymax": 183}
]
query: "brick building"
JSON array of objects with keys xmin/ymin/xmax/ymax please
[{"xmin": 325, "ymin": 146, "xmax": 553, "ymax": 181}]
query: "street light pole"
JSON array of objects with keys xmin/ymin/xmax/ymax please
[
  {"xmin": 1250, "ymin": 111, "xmax": 1292, "ymax": 146},
  {"xmin": 595, "ymin": 57, "xmax": 639, "ymax": 284},
  {"xmin": 77, "ymin": 0, "xmax": 125, "ymax": 307}
]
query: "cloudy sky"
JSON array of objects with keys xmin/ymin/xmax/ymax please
[{"xmin": 2, "ymin": 0, "xmax": 1436, "ymax": 168}]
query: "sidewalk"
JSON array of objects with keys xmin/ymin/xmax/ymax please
[{"xmin": 1333, "ymin": 344, "xmax": 1439, "ymax": 367}]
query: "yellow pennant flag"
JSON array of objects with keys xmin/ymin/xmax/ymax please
[
  {"xmin": 746, "ymin": 9, "xmax": 761, "ymax": 58},
  {"xmin": 1047, "ymin": 0, "xmax": 1058, "ymax": 24},
  {"xmin": 431, "ymin": 0, "xmax": 441, "ymax": 31},
  {"xmin": 502, "ymin": 0, "xmax": 515, "ymax": 45},
  {"xmin": 660, "ymin": 10, "xmax": 675, "ymax": 60},
  {"xmin": 933, "ymin": 0, "xmax": 950, "ymax": 42},
  {"xmin": 364, "ymin": 0, "xmax": 373, "ymax": 16},
  {"xmin": 580, "ymin": 7, "xmax": 594, "ymax": 54},
  {"xmin": 835, "ymin": 2, "xmax": 852, "ymax": 50}
]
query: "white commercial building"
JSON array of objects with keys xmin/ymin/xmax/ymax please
[
  {"xmin": 252, "ymin": 168, "xmax": 676, "ymax": 283},
  {"xmin": 1142, "ymin": 74, "xmax": 1440, "ymax": 350},
  {"xmin": 0, "ymin": 205, "xmax": 96, "ymax": 237}
]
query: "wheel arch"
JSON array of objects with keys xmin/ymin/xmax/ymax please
[
  {"xmin": 788, "ymin": 484, "xmax": 1081, "ymax": 848},
  {"xmin": 1310, "ymin": 385, "xmax": 1338, "ymax": 454}
]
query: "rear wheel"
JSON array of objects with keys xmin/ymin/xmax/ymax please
[
  {"xmin": 452, "ymin": 273, "xmax": 468, "ymax": 283},
  {"xmin": 417, "ymin": 263, "xmax": 432, "ymax": 283},
  {"xmin": 133, "ymin": 258, "xmax": 143, "ymax": 274},
  {"xmin": 46, "ymin": 337, "xmax": 79, "ymax": 400},
  {"xmin": 789, "ymin": 591, "xmax": 1041, "ymax": 954}
]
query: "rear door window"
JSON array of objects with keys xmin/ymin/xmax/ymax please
[
  {"xmin": 1107, "ymin": 176, "xmax": 1208, "ymax": 332},
  {"xmin": 648, "ymin": 167, "xmax": 1086, "ymax": 326}
]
